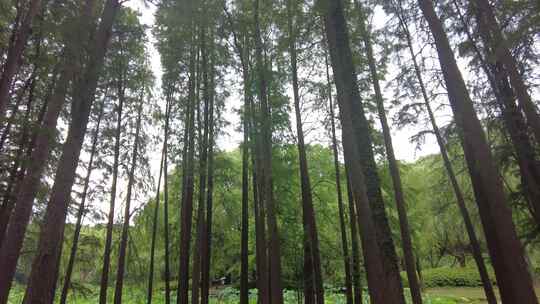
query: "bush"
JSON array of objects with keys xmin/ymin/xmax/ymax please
[{"xmin": 401, "ymin": 267, "xmax": 496, "ymax": 288}]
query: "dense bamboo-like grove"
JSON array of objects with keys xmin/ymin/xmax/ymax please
[{"xmin": 0, "ymin": 0, "xmax": 539, "ymax": 303}]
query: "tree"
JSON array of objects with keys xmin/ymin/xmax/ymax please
[
  {"xmin": 59, "ymin": 100, "xmax": 105, "ymax": 304},
  {"xmin": 0, "ymin": 0, "xmax": 42, "ymax": 123},
  {"xmin": 286, "ymin": 0, "xmax": 324, "ymax": 302},
  {"xmin": 114, "ymin": 89, "xmax": 146, "ymax": 304},
  {"xmin": 355, "ymin": 2, "xmax": 422, "ymax": 303},
  {"xmin": 418, "ymin": 0, "xmax": 537, "ymax": 302}
]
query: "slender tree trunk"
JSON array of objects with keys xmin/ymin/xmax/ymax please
[
  {"xmin": 345, "ymin": 175, "xmax": 363, "ymax": 304},
  {"xmin": 321, "ymin": 0, "xmax": 406, "ymax": 302},
  {"xmin": 177, "ymin": 30, "xmax": 198, "ymax": 304},
  {"xmin": 21, "ymin": 2, "xmax": 119, "ymax": 303},
  {"xmin": 99, "ymin": 43, "xmax": 128, "ymax": 304},
  {"xmin": 0, "ymin": 0, "xmax": 42, "ymax": 123},
  {"xmin": 200, "ymin": 62, "xmax": 216, "ymax": 304},
  {"xmin": 287, "ymin": 1, "xmax": 324, "ymax": 302},
  {"xmin": 0, "ymin": 22, "xmax": 92, "ymax": 304},
  {"xmin": 393, "ymin": 5, "xmax": 498, "ymax": 303},
  {"xmin": 163, "ymin": 95, "xmax": 172, "ymax": 304},
  {"xmin": 114, "ymin": 93, "xmax": 145, "ymax": 304},
  {"xmin": 59, "ymin": 101, "xmax": 104, "ymax": 304},
  {"xmin": 325, "ymin": 47, "xmax": 353, "ymax": 304},
  {"xmin": 355, "ymin": 2, "xmax": 422, "ymax": 303},
  {"xmin": 226, "ymin": 13, "xmax": 251, "ymax": 303},
  {"xmin": 254, "ymin": 0, "xmax": 283, "ymax": 302},
  {"xmin": 418, "ymin": 1, "xmax": 537, "ymax": 302},
  {"xmin": 240, "ymin": 66, "xmax": 250, "ymax": 304},
  {"xmin": 192, "ymin": 28, "xmax": 211, "ymax": 304},
  {"xmin": 147, "ymin": 119, "xmax": 167, "ymax": 304}
]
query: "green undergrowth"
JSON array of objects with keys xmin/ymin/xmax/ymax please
[{"xmin": 7, "ymin": 284, "xmax": 478, "ymax": 304}]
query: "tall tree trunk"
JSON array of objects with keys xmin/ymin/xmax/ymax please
[
  {"xmin": 287, "ymin": 1, "xmax": 324, "ymax": 303},
  {"xmin": 163, "ymin": 94, "xmax": 172, "ymax": 304},
  {"xmin": 355, "ymin": 2, "xmax": 422, "ymax": 303},
  {"xmin": 114, "ymin": 93, "xmax": 145, "ymax": 304},
  {"xmin": 473, "ymin": 0, "xmax": 540, "ymax": 145},
  {"xmin": 226, "ymin": 12, "xmax": 252, "ymax": 303},
  {"xmin": 200, "ymin": 63, "xmax": 216, "ymax": 304},
  {"xmin": 59, "ymin": 101, "xmax": 104, "ymax": 304},
  {"xmin": 0, "ymin": 0, "xmax": 100, "ymax": 297},
  {"xmin": 99, "ymin": 37, "xmax": 128, "ymax": 304},
  {"xmin": 393, "ymin": 5, "xmax": 497, "ymax": 303},
  {"xmin": 418, "ymin": 1, "xmax": 537, "ymax": 302},
  {"xmin": 177, "ymin": 29, "xmax": 198, "ymax": 304},
  {"xmin": 320, "ymin": 0, "xmax": 406, "ymax": 302},
  {"xmin": 0, "ymin": 0, "xmax": 42, "ymax": 123},
  {"xmin": 240, "ymin": 64, "xmax": 250, "ymax": 304},
  {"xmin": 191, "ymin": 28, "xmax": 211, "ymax": 304},
  {"xmin": 254, "ymin": 0, "xmax": 283, "ymax": 302},
  {"xmin": 325, "ymin": 47, "xmax": 353, "ymax": 304},
  {"xmin": 345, "ymin": 175, "xmax": 363, "ymax": 304},
  {"xmin": 21, "ymin": 2, "xmax": 119, "ymax": 303},
  {"xmin": 147, "ymin": 117, "xmax": 167, "ymax": 304}
]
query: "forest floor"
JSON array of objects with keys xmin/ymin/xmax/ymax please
[
  {"xmin": 426, "ymin": 285, "xmax": 540, "ymax": 303},
  {"xmin": 8, "ymin": 284, "xmax": 540, "ymax": 303}
]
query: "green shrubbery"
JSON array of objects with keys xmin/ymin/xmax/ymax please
[{"xmin": 402, "ymin": 267, "xmax": 496, "ymax": 288}]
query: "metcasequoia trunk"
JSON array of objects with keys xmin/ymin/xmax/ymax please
[
  {"xmin": 418, "ymin": 0, "xmax": 537, "ymax": 302},
  {"xmin": 321, "ymin": 0, "xmax": 406, "ymax": 302},
  {"xmin": 21, "ymin": 2, "xmax": 120, "ymax": 303},
  {"xmin": 287, "ymin": 1, "xmax": 324, "ymax": 303},
  {"xmin": 393, "ymin": 4, "xmax": 497, "ymax": 303},
  {"xmin": 356, "ymin": 2, "xmax": 422, "ymax": 303},
  {"xmin": 325, "ymin": 46, "xmax": 353, "ymax": 304},
  {"xmin": 113, "ymin": 93, "xmax": 144, "ymax": 304},
  {"xmin": 99, "ymin": 33, "xmax": 128, "ymax": 304},
  {"xmin": 254, "ymin": 0, "xmax": 283, "ymax": 302},
  {"xmin": 59, "ymin": 101, "xmax": 104, "ymax": 304}
]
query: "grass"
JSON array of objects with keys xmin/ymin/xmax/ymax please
[{"xmin": 7, "ymin": 284, "xmax": 476, "ymax": 304}]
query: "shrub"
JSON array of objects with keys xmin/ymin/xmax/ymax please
[{"xmin": 401, "ymin": 267, "xmax": 496, "ymax": 288}]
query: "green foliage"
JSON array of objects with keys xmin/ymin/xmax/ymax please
[{"xmin": 401, "ymin": 267, "xmax": 496, "ymax": 288}]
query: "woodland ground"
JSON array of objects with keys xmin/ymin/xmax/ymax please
[{"xmin": 9, "ymin": 284, "xmax": 540, "ymax": 304}]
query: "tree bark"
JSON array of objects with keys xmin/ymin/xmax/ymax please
[
  {"xmin": 320, "ymin": 0, "xmax": 406, "ymax": 302},
  {"xmin": 345, "ymin": 175, "xmax": 363, "ymax": 304},
  {"xmin": 20, "ymin": 2, "xmax": 119, "ymax": 303},
  {"xmin": 0, "ymin": 0, "xmax": 42, "ymax": 123},
  {"xmin": 147, "ymin": 110, "xmax": 167, "ymax": 304},
  {"xmin": 177, "ymin": 28, "xmax": 198, "ymax": 304},
  {"xmin": 0, "ymin": 12, "xmax": 95, "ymax": 301},
  {"xmin": 287, "ymin": 1, "xmax": 324, "ymax": 302},
  {"xmin": 114, "ymin": 93, "xmax": 145, "ymax": 304},
  {"xmin": 418, "ymin": 1, "xmax": 537, "ymax": 302},
  {"xmin": 163, "ymin": 94, "xmax": 172, "ymax": 304},
  {"xmin": 355, "ymin": 2, "xmax": 422, "ymax": 303},
  {"xmin": 253, "ymin": 0, "xmax": 283, "ymax": 302},
  {"xmin": 99, "ymin": 30, "xmax": 128, "ymax": 304},
  {"xmin": 59, "ymin": 101, "xmax": 104, "ymax": 304},
  {"xmin": 200, "ymin": 66, "xmax": 215, "ymax": 304},
  {"xmin": 392, "ymin": 5, "xmax": 498, "ymax": 303},
  {"xmin": 324, "ymin": 45, "xmax": 353, "ymax": 304}
]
